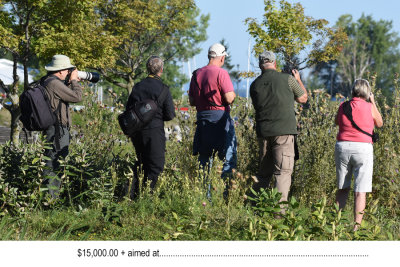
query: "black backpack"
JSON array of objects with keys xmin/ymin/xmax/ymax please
[
  {"xmin": 19, "ymin": 76, "xmax": 59, "ymax": 131},
  {"xmin": 118, "ymin": 85, "xmax": 168, "ymax": 136}
]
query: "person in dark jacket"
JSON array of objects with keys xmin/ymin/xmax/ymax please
[
  {"xmin": 126, "ymin": 56, "xmax": 175, "ymax": 198},
  {"xmin": 250, "ymin": 50, "xmax": 307, "ymax": 210}
]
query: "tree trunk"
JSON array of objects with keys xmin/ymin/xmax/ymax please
[
  {"xmin": 10, "ymin": 55, "xmax": 21, "ymax": 145},
  {"xmin": 127, "ymin": 75, "xmax": 135, "ymax": 95},
  {"xmin": 9, "ymin": 97, "xmax": 21, "ymax": 145},
  {"xmin": 23, "ymin": 59, "xmax": 29, "ymax": 90}
]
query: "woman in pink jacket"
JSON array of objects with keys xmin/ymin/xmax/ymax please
[{"xmin": 334, "ymin": 79, "xmax": 383, "ymax": 231}]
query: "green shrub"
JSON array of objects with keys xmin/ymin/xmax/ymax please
[{"xmin": 0, "ymin": 78, "xmax": 399, "ymax": 240}]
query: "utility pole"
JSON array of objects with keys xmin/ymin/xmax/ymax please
[{"xmin": 246, "ymin": 39, "xmax": 251, "ymax": 103}]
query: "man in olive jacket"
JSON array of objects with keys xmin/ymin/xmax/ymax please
[
  {"xmin": 250, "ymin": 51, "xmax": 308, "ymax": 206},
  {"xmin": 42, "ymin": 55, "xmax": 83, "ymax": 198}
]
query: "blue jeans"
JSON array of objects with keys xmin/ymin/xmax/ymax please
[{"xmin": 198, "ymin": 117, "xmax": 237, "ymax": 199}]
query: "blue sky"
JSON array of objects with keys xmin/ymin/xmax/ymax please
[{"xmin": 192, "ymin": 0, "xmax": 400, "ymax": 76}]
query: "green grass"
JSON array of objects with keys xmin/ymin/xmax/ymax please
[
  {"xmin": 1, "ymin": 192, "xmax": 397, "ymax": 241},
  {"xmin": 0, "ymin": 83, "xmax": 399, "ymax": 241}
]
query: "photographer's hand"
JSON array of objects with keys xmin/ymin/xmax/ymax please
[
  {"xmin": 369, "ymin": 92, "xmax": 375, "ymax": 104},
  {"xmin": 292, "ymin": 69, "xmax": 301, "ymax": 82},
  {"xmin": 370, "ymin": 92, "xmax": 383, "ymax": 127},
  {"xmin": 70, "ymin": 69, "xmax": 80, "ymax": 82}
]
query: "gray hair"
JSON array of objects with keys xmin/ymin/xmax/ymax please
[
  {"xmin": 208, "ymin": 52, "xmax": 217, "ymax": 60},
  {"xmin": 208, "ymin": 52, "xmax": 224, "ymax": 60},
  {"xmin": 146, "ymin": 56, "xmax": 164, "ymax": 75},
  {"xmin": 352, "ymin": 79, "xmax": 371, "ymax": 99},
  {"xmin": 259, "ymin": 62, "xmax": 275, "ymax": 70}
]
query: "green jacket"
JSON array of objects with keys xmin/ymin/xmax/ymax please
[{"xmin": 250, "ymin": 69, "xmax": 297, "ymax": 137}]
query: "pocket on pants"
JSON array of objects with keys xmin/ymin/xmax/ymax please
[
  {"xmin": 276, "ymin": 135, "xmax": 292, "ymax": 145},
  {"xmin": 280, "ymin": 152, "xmax": 294, "ymax": 172}
]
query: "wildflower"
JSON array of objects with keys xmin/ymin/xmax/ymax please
[
  {"xmin": 313, "ymin": 89, "xmax": 324, "ymax": 94},
  {"xmin": 202, "ymin": 202, "xmax": 206, "ymax": 207},
  {"xmin": 251, "ymin": 176, "xmax": 259, "ymax": 183}
]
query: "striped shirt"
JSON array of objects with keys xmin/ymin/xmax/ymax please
[{"xmin": 288, "ymin": 75, "xmax": 304, "ymax": 98}]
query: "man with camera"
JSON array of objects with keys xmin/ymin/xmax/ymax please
[
  {"xmin": 126, "ymin": 56, "xmax": 175, "ymax": 199},
  {"xmin": 250, "ymin": 50, "xmax": 307, "ymax": 208},
  {"xmin": 189, "ymin": 43, "xmax": 237, "ymax": 199},
  {"xmin": 42, "ymin": 54, "xmax": 83, "ymax": 198}
]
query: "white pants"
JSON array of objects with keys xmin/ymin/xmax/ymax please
[{"xmin": 335, "ymin": 141, "xmax": 373, "ymax": 192}]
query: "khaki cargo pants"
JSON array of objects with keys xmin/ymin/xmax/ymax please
[{"xmin": 255, "ymin": 135, "xmax": 295, "ymax": 203}]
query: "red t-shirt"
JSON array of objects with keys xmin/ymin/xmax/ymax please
[
  {"xmin": 189, "ymin": 65, "xmax": 234, "ymax": 112},
  {"xmin": 337, "ymin": 97, "xmax": 374, "ymax": 143}
]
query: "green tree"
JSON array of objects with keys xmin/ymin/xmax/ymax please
[
  {"xmin": 0, "ymin": 0, "xmax": 115, "ymax": 143},
  {"xmin": 245, "ymin": 0, "xmax": 347, "ymax": 72},
  {"xmin": 312, "ymin": 14, "xmax": 400, "ymax": 97},
  {"xmin": 220, "ymin": 38, "xmax": 242, "ymax": 93},
  {"xmin": 96, "ymin": 0, "xmax": 209, "ymax": 98}
]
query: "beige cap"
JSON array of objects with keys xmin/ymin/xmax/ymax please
[
  {"xmin": 259, "ymin": 51, "xmax": 276, "ymax": 64},
  {"xmin": 45, "ymin": 55, "xmax": 75, "ymax": 71}
]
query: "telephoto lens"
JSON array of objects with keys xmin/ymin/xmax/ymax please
[{"xmin": 77, "ymin": 71, "xmax": 100, "ymax": 83}]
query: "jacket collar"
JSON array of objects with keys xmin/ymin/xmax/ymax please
[{"xmin": 148, "ymin": 74, "xmax": 161, "ymax": 80}]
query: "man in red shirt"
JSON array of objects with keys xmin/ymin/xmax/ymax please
[{"xmin": 189, "ymin": 43, "xmax": 237, "ymax": 199}]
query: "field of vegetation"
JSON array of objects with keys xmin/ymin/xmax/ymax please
[{"xmin": 0, "ymin": 76, "xmax": 399, "ymax": 241}]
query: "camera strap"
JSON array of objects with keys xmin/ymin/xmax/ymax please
[
  {"xmin": 64, "ymin": 68, "xmax": 76, "ymax": 86},
  {"xmin": 148, "ymin": 74, "xmax": 169, "ymax": 108}
]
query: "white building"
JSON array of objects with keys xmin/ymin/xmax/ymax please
[{"xmin": 0, "ymin": 58, "xmax": 35, "ymax": 94}]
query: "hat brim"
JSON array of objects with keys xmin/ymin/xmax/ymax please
[
  {"xmin": 208, "ymin": 52, "xmax": 229, "ymax": 58},
  {"xmin": 45, "ymin": 64, "xmax": 75, "ymax": 71}
]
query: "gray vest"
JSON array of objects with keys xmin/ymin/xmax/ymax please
[{"xmin": 250, "ymin": 69, "xmax": 297, "ymax": 137}]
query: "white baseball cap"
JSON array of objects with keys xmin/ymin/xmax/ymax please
[{"xmin": 208, "ymin": 43, "xmax": 228, "ymax": 58}]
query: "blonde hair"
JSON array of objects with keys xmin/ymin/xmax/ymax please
[{"xmin": 352, "ymin": 79, "xmax": 371, "ymax": 100}]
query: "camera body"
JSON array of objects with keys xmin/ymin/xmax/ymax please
[
  {"xmin": 282, "ymin": 62, "xmax": 296, "ymax": 76},
  {"xmin": 78, "ymin": 71, "xmax": 100, "ymax": 83}
]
